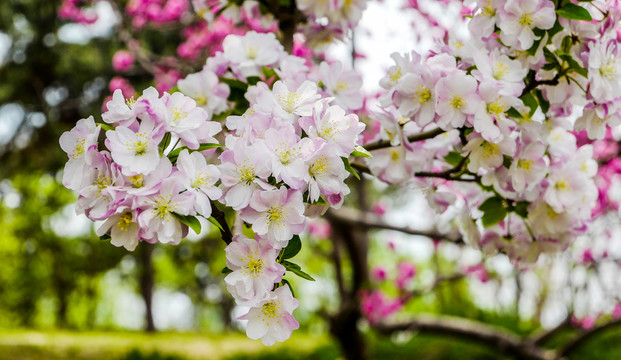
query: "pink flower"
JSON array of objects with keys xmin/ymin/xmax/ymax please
[
  {"xmin": 240, "ymin": 285, "xmax": 300, "ymax": 346},
  {"xmin": 371, "ymin": 266, "xmax": 387, "ymax": 282},
  {"xmin": 241, "ymin": 187, "xmax": 307, "ymax": 248},
  {"xmin": 59, "ymin": 116, "xmax": 101, "ymax": 190},
  {"xmin": 308, "ymin": 220, "xmax": 331, "ymax": 238},
  {"xmin": 112, "ymin": 50, "xmax": 135, "ymax": 72},
  {"xmin": 224, "ymin": 234, "xmax": 286, "ymax": 306},
  {"xmin": 396, "ymin": 262, "xmax": 417, "ymax": 289},
  {"xmin": 360, "ymin": 290, "xmax": 402, "ymax": 325}
]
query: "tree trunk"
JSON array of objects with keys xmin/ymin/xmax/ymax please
[{"xmin": 139, "ymin": 244, "xmax": 156, "ymax": 332}]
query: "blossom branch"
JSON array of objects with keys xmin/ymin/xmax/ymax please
[
  {"xmin": 325, "ymin": 207, "xmax": 462, "ymax": 244},
  {"xmin": 362, "ymin": 127, "xmax": 445, "ymax": 152},
  {"xmin": 210, "ymin": 201, "xmax": 233, "ymax": 245}
]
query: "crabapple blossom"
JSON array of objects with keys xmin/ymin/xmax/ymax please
[
  {"xmin": 240, "ymin": 285, "xmax": 299, "ymax": 346},
  {"xmin": 435, "ymin": 72, "xmax": 481, "ymax": 130},
  {"xmin": 96, "ymin": 205, "xmax": 140, "ymax": 251},
  {"xmin": 59, "ymin": 115, "xmax": 101, "ymax": 190},
  {"xmin": 224, "ymin": 234, "xmax": 285, "ymax": 306},
  {"xmin": 176, "ymin": 149, "xmax": 221, "ymax": 218},
  {"xmin": 105, "ymin": 116, "xmax": 164, "ymax": 175},
  {"xmin": 222, "ymin": 31, "xmax": 284, "ymax": 77},
  {"xmin": 241, "ymin": 187, "xmax": 306, "ymax": 248},
  {"xmin": 498, "ymin": 0, "xmax": 556, "ymax": 50},
  {"xmin": 177, "ymin": 68, "xmax": 230, "ymax": 119},
  {"xmin": 299, "ymin": 99, "xmax": 365, "ymax": 157},
  {"xmin": 318, "ymin": 61, "xmax": 363, "ymax": 110},
  {"xmin": 219, "ymin": 140, "xmax": 272, "ymax": 211},
  {"xmin": 102, "ymin": 89, "xmax": 137, "ymax": 127},
  {"xmin": 138, "ymin": 175, "xmax": 195, "ymax": 244}
]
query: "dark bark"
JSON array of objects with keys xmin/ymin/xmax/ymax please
[{"xmin": 139, "ymin": 244, "xmax": 156, "ymax": 332}]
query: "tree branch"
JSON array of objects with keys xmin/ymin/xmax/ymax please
[
  {"xmin": 558, "ymin": 318, "xmax": 621, "ymax": 357},
  {"xmin": 325, "ymin": 207, "xmax": 462, "ymax": 244},
  {"xmin": 210, "ymin": 201, "xmax": 233, "ymax": 245},
  {"xmin": 374, "ymin": 315, "xmax": 555, "ymax": 360},
  {"xmin": 362, "ymin": 127, "xmax": 445, "ymax": 152}
]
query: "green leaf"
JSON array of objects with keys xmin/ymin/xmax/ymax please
[
  {"xmin": 561, "ymin": 35, "xmax": 573, "ymax": 54},
  {"xmin": 557, "ymin": 4, "xmax": 592, "ymax": 21},
  {"xmin": 444, "ymin": 151, "xmax": 464, "ymax": 167},
  {"xmin": 351, "ymin": 145, "xmax": 372, "ymax": 158},
  {"xmin": 479, "ymin": 197, "xmax": 507, "ymax": 227},
  {"xmin": 526, "ymin": 36, "xmax": 543, "ymax": 56},
  {"xmin": 479, "ymin": 196, "xmax": 504, "ymax": 212},
  {"xmin": 281, "ymin": 260, "xmax": 315, "ymax": 281},
  {"xmin": 159, "ymin": 132, "xmax": 171, "ymax": 153},
  {"xmin": 222, "ymin": 267, "xmax": 233, "ymax": 274},
  {"xmin": 481, "ymin": 208, "xmax": 507, "ymax": 227},
  {"xmin": 547, "ymin": 20, "xmax": 564, "ymax": 40},
  {"xmin": 506, "ymin": 107, "xmax": 523, "ymax": 119},
  {"xmin": 172, "ymin": 213, "xmax": 202, "ymax": 234},
  {"xmin": 513, "ymin": 201, "xmax": 530, "ymax": 218},
  {"xmin": 560, "ymin": 53, "xmax": 588, "ymax": 77},
  {"xmin": 100, "ymin": 234, "xmax": 111, "ymax": 241},
  {"xmin": 247, "ymin": 76, "xmax": 261, "ymax": 85},
  {"xmin": 520, "ymin": 92, "xmax": 539, "ymax": 117},
  {"xmin": 208, "ymin": 216, "xmax": 224, "ymax": 232},
  {"xmin": 341, "ymin": 157, "xmax": 360, "ymax": 180},
  {"xmin": 280, "ymin": 235, "xmax": 301, "ymax": 260},
  {"xmin": 262, "ymin": 66, "xmax": 279, "ymax": 80},
  {"xmin": 502, "ymin": 155, "xmax": 512, "ymax": 169},
  {"xmin": 169, "ymin": 86, "xmax": 180, "ymax": 94},
  {"xmin": 535, "ymin": 89, "xmax": 550, "ymax": 114},
  {"xmin": 219, "ymin": 77, "xmax": 249, "ymax": 90},
  {"xmin": 168, "ymin": 143, "xmax": 220, "ymax": 162},
  {"xmin": 97, "ymin": 123, "xmax": 114, "ymax": 132}
]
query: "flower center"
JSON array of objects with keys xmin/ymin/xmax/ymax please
[
  {"xmin": 153, "ymin": 194, "xmax": 176, "ymax": 220},
  {"xmin": 493, "ymin": 61, "xmax": 509, "ymax": 80},
  {"xmin": 242, "ymin": 251, "xmax": 264, "ymax": 277},
  {"xmin": 72, "ymin": 138, "xmax": 86, "ymax": 159},
  {"xmin": 449, "ymin": 95, "xmax": 465, "ymax": 110},
  {"xmin": 129, "ymin": 174, "xmax": 144, "ymax": 188},
  {"xmin": 310, "ymin": 156, "xmax": 329, "ymax": 178},
  {"xmin": 261, "ymin": 301, "xmax": 281, "ymax": 319},
  {"xmin": 414, "ymin": 85, "xmax": 431, "ymax": 104},
  {"xmin": 518, "ymin": 159, "xmax": 533, "ymax": 173},
  {"xmin": 278, "ymin": 92, "xmax": 302, "ymax": 113},
  {"xmin": 117, "ymin": 213, "xmax": 133, "ymax": 232},
  {"xmin": 518, "ymin": 13, "xmax": 533, "ymax": 27},
  {"xmin": 480, "ymin": 141, "xmax": 500, "ymax": 159},
  {"xmin": 236, "ymin": 163, "xmax": 256, "ymax": 185},
  {"xmin": 267, "ymin": 206, "xmax": 284, "ymax": 226},
  {"xmin": 600, "ymin": 59, "xmax": 618, "ymax": 80}
]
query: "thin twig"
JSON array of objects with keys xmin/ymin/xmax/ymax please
[
  {"xmin": 362, "ymin": 127, "xmax": 445, "ymax": 152},
  {"xmin": 325, "ymin": 207, "xmax": 462, "ymax": 244}
]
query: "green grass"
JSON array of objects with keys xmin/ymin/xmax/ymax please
[
  {"xmin": 0, "ymin": 330, "xmax": 329, "ymax": 360},
  {"xmin": 2, "ymin": 326, "xmax": 621, "ymax": 360}
]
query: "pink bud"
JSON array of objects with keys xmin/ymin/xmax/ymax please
[
  {"xmin": 371, "ymin": 266, "xmax": 387, "ymax": 282},
  {"xmin": 112, "ymin": 50, "xmax": 135, "ymax": 72}
]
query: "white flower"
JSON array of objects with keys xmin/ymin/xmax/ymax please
[
  {"xmin": 224, "ymin": 234, "xmax": 285, "ymax": 306},
  {"xmin": 498, "ymin": 0, "xmax": 556, "ymax": 50},
  {"xmin": 240, "ymin": 285, "xmax": 300, "ymax": 346},
  {"xmin": 177, "ymin": 68, "xmax": 230, "ymax": 119},
  {"xmin": 222, "ymin": 31, "xmax": 284, "ymax": 78}
]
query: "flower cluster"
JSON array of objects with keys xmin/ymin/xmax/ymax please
[
  {"xmin": 60, "ymin": 87, "xmax": 223, "ymax": 250},
  {"xmin": 366, "ymin": 0, "xmax": 621, "ymax": 262},
  {"xmin": 201, "ymin": 30, "xmax": 364, "ymax": 344}
]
